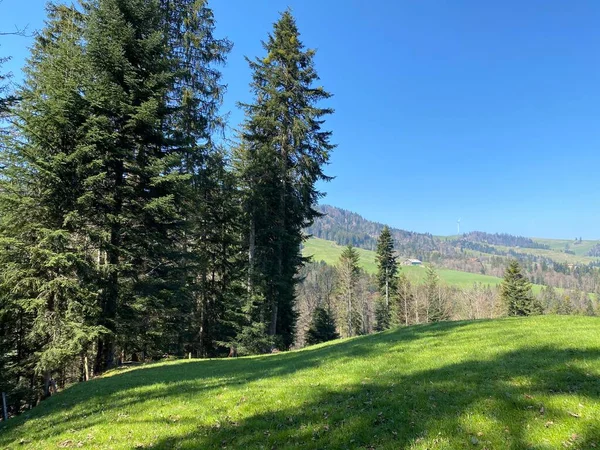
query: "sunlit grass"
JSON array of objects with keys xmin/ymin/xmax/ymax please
[{"xmin": 2, "ymin": 316, "xmax": 600, "ymax": 449}]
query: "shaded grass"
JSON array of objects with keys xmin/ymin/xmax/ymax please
[{"xmin": 2, "ymin": 316, "xmax": 600, "ymax": 449}]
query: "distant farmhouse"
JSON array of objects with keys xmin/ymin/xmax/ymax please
[{"xmin": 402, "ymin": 258, "xmax": 422, "ymax": 266}]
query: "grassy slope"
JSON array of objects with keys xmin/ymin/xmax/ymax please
[
  {"xmin": 302, "ymin": 237, "xmax": 545, "ymax": 292},
  {"xmin": 3, "ymin": 316, "xmax": 600, "ymax": 449}
]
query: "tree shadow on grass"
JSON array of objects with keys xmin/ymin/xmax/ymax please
[
  {"xmin": 3, "ymin": 320, "xmax": 600, "ymax": 449},
  {"xmin": 147, "ymin": 345, "xmax": 600, "ymax": 449},
  {"xmin": 0, "ymin": 321, "xmax": 480, "ymax": 447}
]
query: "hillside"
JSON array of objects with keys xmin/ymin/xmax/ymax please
[
  {"xmin": 310, "ymin": 204, "xmax": 600, "ymax": 266},
  {"xmin": 302, "ymin": 237, "xmax": 547, "ymax": 292},
  {"xmin": 2, "ymin": 316, "xmax": 600, "ymax": 449},
  {"xmin": 306, "ymin": 205, "xmax": 600, "ymax": 296}
]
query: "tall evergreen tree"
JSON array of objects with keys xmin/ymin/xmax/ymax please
[
  {"xmin": 0, "ymin": 0, "xmax": 234, "ymax": 393},
  {"xmin": 336, "ymin": 245, "xmax": 361, "ymax": 337},
  {"xmin": 79, "ymin": 0, "xmax": 232, "ymax": 368},
  {"xmin": 161, "ymin": 0, "xmax": 235, "ymax": 357},
  {"xmin": 0, "ymin": 4, "xmax": 105, "ymax": 403},
  {"xmin": 237, "ymin": 10, "xmax": 334, "ymax": 347},
  {"xmin": 375, "ymin": 226, "xmax": 397, "ymax": 329},
  {"xmin": 392, "ymin": 273, "xmax": 414, "ymax": 326},
  {"xmin": 425, "ymin": 265, "xmax": 450, "ymax": 323},
  {"xmin": 501, "ymin": 260, "xmax": 539, "ymax": 316}
]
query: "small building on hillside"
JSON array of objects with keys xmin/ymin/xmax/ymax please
[{"xmin": 402, "ymin": 259, "xmax": 422, "ymax": 266}]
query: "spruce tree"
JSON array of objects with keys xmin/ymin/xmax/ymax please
[
  {"xmin": 375, "ymin": 226, "xmax": 397, "ymax": 329},
  {"xmin": 374, "ymin": 299, "xmax": 390, "ymax": 331},
  {"xmin": 336, "ymin": 245, "xmax": 361, "ymax": 337},
  {"xmin": 80, "ymin": 0, "xmax": 233, "ymax": 367},
  {"xmin": 425, "ymin": 265, "xmax": 449, "ymax": 322},
  {"xmin": 306, "ymin": 307, "xmax": 339, "ymax": 345},
  {"xmin": 393, "ymin": 273, "xmax": 414, "ymax": 326},
  {"xmin": 501, "ymin": 260, "xmax": 538, "ymax": 316},
  {"xmin": 238, "ymin": 10, "xmax": 334, "ymax": 348},
  {"xmin": 160, "ymin": 0, "xmax": 235, "ymax": 357},
  {"xmin": 0, "ymin": 4, "xmax": 104, "ymax": 400}
]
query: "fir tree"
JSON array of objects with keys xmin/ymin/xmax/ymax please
[
  {"xmin": 500, "ymin": 260, "xmax": 538, "ymax": 316},
  {"xmin": 0, "ymin": 4, "xmax": 104, "ymax": 400},
  {"xmin": 161, "ymin": 0, "xmax": 235, "ymax": 357},
  {"xmin": 306, "ymin": 307, "xmax": 339, "ymax": 345},
  {"xmin": 336, "ymin": 245, "xmax": 361, "ymax": 337},
  {"xmin": 425, "ymin": 265, "xmax": 449, "ymax": 323},
  {"xmin": 374, "ymin": 299, "xmax": 390, "ymax": 331},
  {"xmin": 375, "ymin": 226, "xmax": 397, "ymax": 329},
  {"xmin": 238, "ymin": 10, "xmax": 334, "ymax": 347},
  {"xmin": 392, "ymin": 273, "xmax": 414, "ymax": 326}
]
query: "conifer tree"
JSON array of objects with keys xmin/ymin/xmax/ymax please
[
  {"xmin": 501, "ymin": 260, "xmax": 539, "ymax": 316},
  {"xmin": 425, "ymin": 265, "xmax": 450, "ymax": 322},
  {"xmin": 306, "ymin": 307, "xmax": 339, "ymax": 345},
  {"xmin": 336, "ymin": 245, "xmax": 361, "ymax": 337},
  {"xmin": 374, "ymin": 299, "xmax": 390, "ymax": 331},
  {"xmin": 375, "ymin": 226, "xmax": 397, "ymax": 329},
  {"xmin": 237, "ymin": 10, "xmax": 334, "ymax": 347},
  {"xmin": 161, "ymin": 0, "xmax": 235, "ymax": 357},
  {"xmin": 0, "ymin": 4, "xmax": 105, "ymax": 400},
  {"xmin": 79, "ymin": 0, "xmax": 232, "ymax": 367}
]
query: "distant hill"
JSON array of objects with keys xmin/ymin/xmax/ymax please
[
  {"xmin": 306, "ymin": 205, "xmax": 600, "ymax": 294},
  {"xmin": 306, "ymin": 205, "xmax": 441, "ymax": 260},
  {"xmin": 302, "ymin": 237, "xmax": 550, "ymax": 293},
  {"xmin": 458, "ymin": 231, "xmax": 549, "ymax": 249}
]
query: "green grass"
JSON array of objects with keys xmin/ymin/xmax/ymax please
[{"xmin": 3, "ymin": 316, "xmax": 600, "ymax": 449}]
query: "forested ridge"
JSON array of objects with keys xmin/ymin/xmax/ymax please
[{"xmin": 307, "ymin": 205, "xmax": 600, "ymax": 295}]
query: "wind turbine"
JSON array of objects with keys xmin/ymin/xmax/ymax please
[{"xmin": 457, "ymin": 218, "xmax": 461, "ymax": 235}]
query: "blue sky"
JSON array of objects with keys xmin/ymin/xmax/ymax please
[{"xmin": 2, "ymin": 1, "xmax": 600, "ymax": 238}]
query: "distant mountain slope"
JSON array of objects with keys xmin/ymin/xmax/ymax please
[
  {"xmin": 302, "ymin": 237, "xmax": 550, "ymax": 293},
  {"xmin": 306, "ymin": 205, "xmax": 441, "ymax": 259},
  {"xmin": 308, "ymin": 204, "xmax": 600, "ymax": 265},
  {"xmin": 460, "ymin": 231, "xmax": 549, "ymax": 249},
  {"xmin": 305, "ymin": 205, "xmax": 600, "ymax": 294}
]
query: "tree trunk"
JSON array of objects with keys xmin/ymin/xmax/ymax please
[
  {"xmin": 385, "ymin": 268, "xmax": 389, "ymax": 308},
  {"xmin": 83, "ymin": 355, "xmax": 89, "ymax": 381},
  {"xmin": 248, "ymin": 213, "xmax": 255, "ymax": 294},
  {"xmin": 95, "ymin": 159, "xmax": 122, "ymax": 374}
]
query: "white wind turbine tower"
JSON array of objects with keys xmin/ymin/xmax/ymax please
[{"xmin": 457, "ymin": 218, "xmax": 461, "ymax": 235}]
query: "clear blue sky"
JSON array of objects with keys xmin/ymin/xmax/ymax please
[{"xmin": 2, "ymin": 0, "xmax": 600, "ymax": 238}]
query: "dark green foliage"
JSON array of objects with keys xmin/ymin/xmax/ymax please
[
  {"xmin": 306, "ymin": 307, "xmax": 338, "ymax": 345},
  {"xmin": 425, "ymin": 265, "xmax": 450, "ymax": 323},
  {"xmin": 336, "ymin": 245, "xmax": 362, "ymax": 337},
  {"xmin": 237, "ymin": 10, "xmax": 334, "ymax": 347},
  {"xmin": 501, "ymin": 260, "xmax": 541, "ymax": 316},
  {"xmin": 375, "ymin": 226, "xmax": 397, "ymax": 329},
  {"xmin": 392, "ymin": 273, "xmax": 414, "ymax": 326},
  {"xmin": 0, "ymin": 4, "xmax": 105, "ymax": 407},
  {"xmin": 0, "ymin": 0, "xmax": 234, "ymax": 413},
  {"xmin": 374, "ymin": 299, "xmax": 390, "ymax": 332},
  {"xmin": 234, "ymin": 321, "xmax": 278, "ymax": 356}
]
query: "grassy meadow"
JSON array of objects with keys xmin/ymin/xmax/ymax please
[
  {"xmin": 302, "ymin": 237, "xmax": 539, "ymax": 291},
  {"xmin": 2, "ymin": 316, "xmax": 600, "ymax": 449}
]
